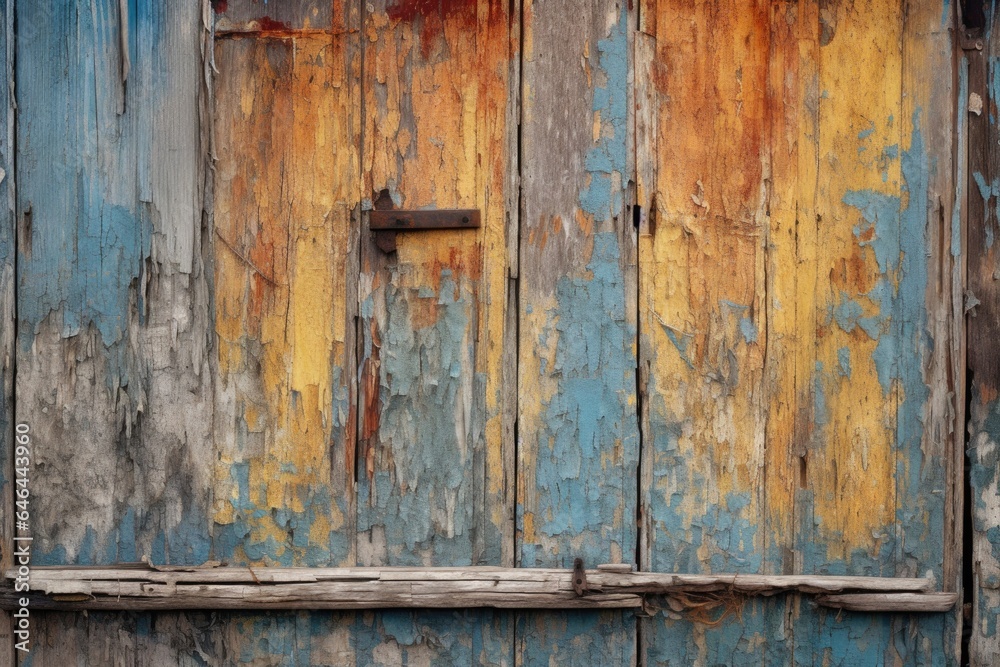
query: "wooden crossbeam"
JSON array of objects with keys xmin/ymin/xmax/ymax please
[{"xmin": 0, "ymin": 565, "xmax": 956, "ymax": 613}]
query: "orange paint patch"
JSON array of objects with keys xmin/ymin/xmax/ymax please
[{"xmin": 387, "ymin": 0, "xmax": 478, "ymax": 59}]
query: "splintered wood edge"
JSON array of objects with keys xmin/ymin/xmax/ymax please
[{"xmin": 0, "ymin": 566, "xmax": 954, "ymax": 613}]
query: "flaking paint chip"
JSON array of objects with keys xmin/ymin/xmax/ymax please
[{"xmin": 970, "ymin": 92, "xmax": 984, "ymax": 116}]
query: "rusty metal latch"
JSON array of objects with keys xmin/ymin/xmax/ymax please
[
  {"xmin": 572, "ymin": 558, "xmax": 588, "ymax": 596},
  {"xmin": 371, "ymin": 209, "xmax": 480, "ymax": 253}
]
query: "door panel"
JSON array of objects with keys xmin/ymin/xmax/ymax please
[
  {"xmin": 7, "ymin": 0, "xmax": 964, "ymax": 664},
  {"xmin": 516, "ymin": 0, "xmax": 638, "ymax": 663},
  {"xmin": 213, "ymin": 32, "xmax": 358, "ymax": 568},
  {"xmin": 355, "ymin": 0, "xmax": 517, "ymax": 661},
  {"xmin": 636, "ymin": 0, "xmax": 959, "ymax": 663},
  {"xmin": 357, "ymin": 0, "xmax": 514, "ymax": 571}
]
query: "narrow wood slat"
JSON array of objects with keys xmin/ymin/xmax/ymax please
[
  {"xmin": 816, "ymin": 593, "xmax": 959, "ymax": 613},
  {"xmin": 0, "ymin": 565, "xmax": 945, "ymax": 613}
]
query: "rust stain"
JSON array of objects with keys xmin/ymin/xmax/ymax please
[
  {"xmin": 255, "ymin": 16, "xmax": 292, "ymax": 32},
  {"xmin": 386, "ymin": 0, "xmax": 477, "ymax": 23},
  {"xmin": 386, "ymin": 0, "xmax": 478, "ymax": 59},
  {"xmin": 980, "ymin": 382, "xmax": 999, "ymax": 405}
]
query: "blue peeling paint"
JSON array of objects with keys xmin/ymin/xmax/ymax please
[
  {"xmin": 813, "ymin": 361, "xmax": 829, "ymax": 428},
  {"xmin": 579, "ymin": 4, "xmax": 628, "ymax": 220},
  {"xmin": 358, "ymin": 271, "xmax": 481, "ymax": 566},
  {"xmin": 645, "ymin": 375, "xmax": 760, "ymax": 575},
  {"xmin": 646, "ymin": 599, "xmax": 785, "ymax": 667},
  {"xmin": 518, "ymin": 611, "xmax": 634, "ymax": 667},
  {"xmin": 216, "ymin": 456, "xmax": 349, "ymax": 566},
  {"xmin": 661, "ymin": 322, "xmax": 694, "ymax": 369},
  {"xmin": 837, "ymin": 347, "xmax": 852, "ymax": 378},
  {"xmin": 520, "ymin": 2, "xmax": 635, "ymax": 571},
  {"xmin": 355, "ymin": 611, "xmax": 512, "ymax": 666},
  {"xmin": 832, "ymin": 293, "xmax": 865, "ymax": 333},
  {"xmin": 520, "ymin": 232, "xmax": 638, "ymax": 566},
  {"xmin": 846, "ymin": 113, "xmax": 940, "ymax": 577},
  {"xmin": 970, "ymin": 385, "xmax": 1000, "ymax": 647},
  {"xmin": 974, "ymin": 171, "xmax": 999, "ymax": 248}
]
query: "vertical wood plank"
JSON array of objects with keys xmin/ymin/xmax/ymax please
[
  {"xmin": 517, "ymin": 0, "xmax": 638, "ymax": 663},
  {"xmin": 793, "ymin": 0, "xmax": 956, "ymax": 662},
  {"xmin": 357, "ymin": 0, "xmax": 512, "ymax": 570},
  {"xmin": 24, "ymin": 611, "xmax": 357, "ymax": 665},
  {"xmin": 636, "ymin": 1, "xmax": 957, "ymax": 663},
  {"xmin": 968, "ymin": 2, "xmax": 1000, "ymax": 664},
  {"xmin": 803, "ymin": 0, "xmax": 902, "ymax": 576},
  {"xmin": 16, "ymin": 0, "xmax": 212, "ymax": 567},
  {"xmin": 765, "ymin": 0, "xmax": 821, "ymax": 580},
  {"xmin": 900, "ymin": 0, "xmax": 961, "ymax": 660},
  {"xmin": 638, "ymin": 1, "xmax": 772, "ymax": 662},
  {"xmin": 0, "ymin": 0, "xmax": 12, "ymax": 659},
  {"xmin": 355, "ymin": 1, "xmax": 515, "ymax": 662},
  {"xmin": 212, "ymin": 27, "xmax": 358, "ymax": 568}
]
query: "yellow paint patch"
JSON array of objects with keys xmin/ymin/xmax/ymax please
[{"xmin": 213, "ymin": 34, "xmax": 356, "ymax": 565}]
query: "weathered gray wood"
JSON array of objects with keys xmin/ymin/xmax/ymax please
[
  {"xmin": 816, "ymin": 593, "xmax": 959, "ymax": 613},
  {"xmin": 516, "ymin": 1, "xmax": 638, "ymax": 662},
  {"xmin": 1, "ymin": 566, "xmax": 952, "ymax": 614}
]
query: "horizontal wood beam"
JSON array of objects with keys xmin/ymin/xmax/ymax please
[
  {"xmin": 0, "ymin": 565, "xmax": 956, "ymax": 613},
  {"xmin": 815, "ymin": 593, "xmax": 960, "ymax": 613}
]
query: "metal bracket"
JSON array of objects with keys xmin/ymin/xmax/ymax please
[
  {"xmin": 960, "ymin": 29, "xmax": 985, "ymax": 52},
  {"xmin": 572, "ymin": 558, "xmax": 588, "ymax": 596},
  {"xmin": 370, "ymin": 209, "xmax": 480, "ymax": 253}
]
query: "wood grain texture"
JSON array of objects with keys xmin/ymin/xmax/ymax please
[
  {"xmin": 212, "ymin": 0, "xmax": 333, "ymax": 33},
  {"xmin": 640, "ymin": 0, "xmax": 769, "ymax": 578},
  {"xmin": 638, "ymin": 1, "xmax": 772, "ymax": 660},
  {"xmin": 354, "ymin": 1, "xmax": 516, "ymax": 661},
  {"xmin": 637, "ymin": 0, "xmax": 958, "ymax": 663},
  {"xmin": 968, "ymin": 3, "xmax": 1000, "ymax": 664},
  {"xmin": 212, "ymin": 28, "xmax": 359, "ymax": 568},
  {"xmin": 357, "ymin": 0, "xmax": 513, "ymax": 570},
  {"xmin": 0, "ymin": 0, "xmax": 12, "ymax": 660},
  {"xmin": 3, "ymin": 565, "xmax": 947, "ymax": 613},
  {"xmin": 6, "ymin": 0, "xmax": 967, "ymax": 663},
  {"xmin": 517, "ymin": 0, "xmax": 638, "ymax": 663},
  {"xmin": 22, "ymin": 610, "xmax": 357, "ymax": 666},
  {"xmin": 16, "ymin": 0, "xmax": 212, "ymax": 567}
]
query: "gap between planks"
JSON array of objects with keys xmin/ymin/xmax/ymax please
[{"xmin": 0, "ymin": 565, "xmax": 956, "ymax": 613}]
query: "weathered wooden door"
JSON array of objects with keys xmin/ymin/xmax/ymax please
[{"xmin": 0, "ymin": 0, "xmax": 982, "ymax": 664}]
